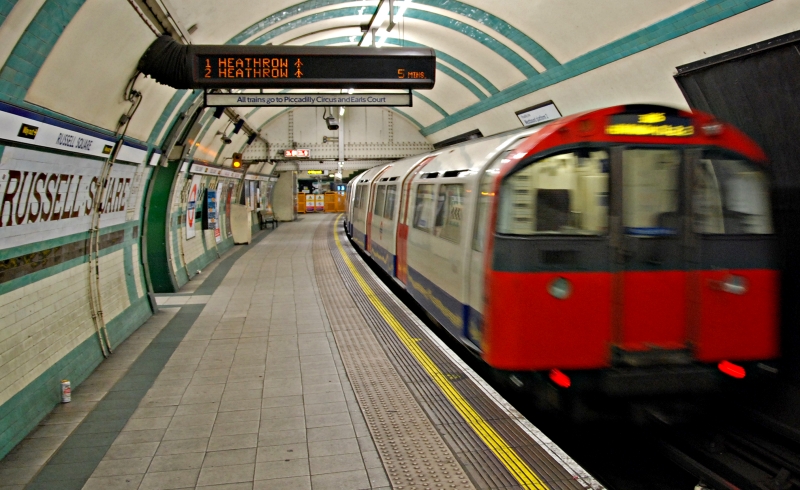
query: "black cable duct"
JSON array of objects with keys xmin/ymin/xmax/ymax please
[{"xmin": 137, "ymin": 35, "xmax": 193, "ymax": 89}]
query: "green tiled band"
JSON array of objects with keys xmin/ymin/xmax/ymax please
[
  {"xmin": 413, "ymin": 0, "xmax": 559, "ymax": 69},
  {"xmin": 412, "ymin": 90, "xmax": 448, "ymax": 118},
  {"xmin": 0, "ymin": 0, "xmax": 18, "ymax": 26},
  {"xmin": 421, "ymin": 0, "xmax": 773, "ymax": 136},
  {"xmin": 0, "ymin": 295, "xmax": 152, "ymax": 460}
]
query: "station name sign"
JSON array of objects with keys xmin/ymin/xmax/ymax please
[
  {"xmin": 205, "ymin": 92, "xmax": 412, "ymax": 107},
  {"xmin": 606, "ymin": 113, "xmax": 694, "ymax": 137},
  {"xmin": 191, "ymin": 45, "xmax": 435, "ymax": 90}
]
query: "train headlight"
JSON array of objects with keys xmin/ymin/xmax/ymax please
[{"xmin": 547, "ymin": 277, "xmax": 572, "ymax": 300}]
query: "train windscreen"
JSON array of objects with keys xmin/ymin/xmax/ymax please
[
  {"xmin": 694, "ymin": 151, "xmax": 773, "ymax": 234},
  {"xmin": 496, "ymin": 149, "xmax": 609, "ymax": 235}
]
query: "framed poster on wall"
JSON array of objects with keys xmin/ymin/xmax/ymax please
[
  {"xmin": 186, "ymin": 174, "xmax": 202, "ymax": 239},
  {"xmin": 225, "ymin": 182, "xmax": 234, "ymax": 238},
  {"xmin": 215, "ymin": 182, "xmax": 223, "ymax": 243}
]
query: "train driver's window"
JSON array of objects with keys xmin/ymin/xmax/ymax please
[
  {"xmin": 383, "ymin": 185, "xmax": 397, "ymax": 219},
  {"xmin": 373, "ymin": 185, "xmax": 386, "ymax": 217},
  {"xmin": 435, "ymin": 184, "xmax": 464, "ymax": 243},
  {"xmin": 694, "ymin": 152, "xmax": 772, "ymax": 234},
  {"xmin": 413, "ymin": 184, "xmax": 435, "ymax": 233},
  {"xmin": 622, "ymin": 149, "xmax": 680, "ymax": 236},
  {"xmin": 497, "ymin": 149, "xmax": 609, "ymax": 235}
]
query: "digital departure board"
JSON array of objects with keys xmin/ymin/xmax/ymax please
[{"xmin": 190, "ymin": 46, "xmax": 435, "ymax": 89}]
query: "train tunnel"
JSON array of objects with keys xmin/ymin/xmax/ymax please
[{"xmin": 0, "ymin": 1, "xmax": 799, "ymax": 488}]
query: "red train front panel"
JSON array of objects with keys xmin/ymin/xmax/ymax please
[{"xmin": 481, "ymin": 105, "xmax": 779, "ymax": 375}]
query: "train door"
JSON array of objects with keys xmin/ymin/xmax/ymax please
[
  {"xmin": 610, "ymin": 147, "xmax": 689, "ymax": 360},
  {"xmin": 397, "ymin": 156, "xmax": 436, "ymax": 284},
  {"xmin": 466, "ymin": 158, "xmax": 504, "ymax": 349},
  {"xmin": 689, "ymin": 150, "xmax": 778, "ymax": 362},
  {"xmin": 365, "ymin": 166, "xmax": 391, "ymax": 252}
]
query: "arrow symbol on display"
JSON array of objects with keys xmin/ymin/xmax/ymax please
[
  {"xmin": 295, "ymin": 69, "xmax": 303, "ymax": 78},
  {"xmin": 295, "ymin": 59, "xmax": 303, "ymax": 68}
]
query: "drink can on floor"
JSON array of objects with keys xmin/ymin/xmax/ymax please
[{"xmin": 61, "ymin": 380, "xmax": 71, "ymax": 403}]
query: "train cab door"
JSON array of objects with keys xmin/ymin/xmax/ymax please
[
  {"xmin": 397, "ymin": 156, "xmax": 436, "ymax": 284},
  {"xmin": 689, "ymin": 149, "xmax": 779, "ymax": 362},
  {"xmin": 365, "ymin": 166, "xmax": 391, "ymax": 253},
  {"xmin": 610, "ymin": 147, "xmax": 691, "ymax": 363}
]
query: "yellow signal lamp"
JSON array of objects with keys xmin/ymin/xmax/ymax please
[{"xmin": 232, "ymin": 153, "xmax": 243, "ymax": 169}]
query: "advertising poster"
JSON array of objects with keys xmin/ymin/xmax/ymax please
[
  {"xmin": 225, "ymin": 182, "xmax": 233, "ymax": 238},
  {"xmin": 215, "ymin": 182, "xmax": 223, "ymax": 243},
  {"xmin": 249, "ymin": 181, "xmax": 257, "ymax": 211},
  {"xmin": 207, "ymin": 188, "xmax": 218, "ymax": 236},
  {"xmin": 186, "ymin": 174, "xmax": 201, "ymax": 239}
]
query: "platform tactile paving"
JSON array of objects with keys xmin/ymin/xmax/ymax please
[
  {"xmin": 318, "ymin": 216, "xmax": 601, "ymax": 490},
  {"xmin": 313, "ymin": 216, "xmax": 475, "ymax": 489}
]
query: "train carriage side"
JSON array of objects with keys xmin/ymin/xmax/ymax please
[
  {"xmin": 366, "ymin": 157, "xmax": 422, "ymax": 278},
  {"xmin": 350, "ymin": 166, "xmax": 385, "ymax": 250},
  {"xmin": 344, "ymin": 180, "xmax": 356, "ymax": 236},
  {"xmin": 403, "ymin": 132, "xmax": 536, "ymax": 343},
  {"xmin": 480, "ymin": 104, "xmax": 778, "ymax": 396}
]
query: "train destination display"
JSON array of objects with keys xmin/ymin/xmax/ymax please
[
  {"xmin": 191, "ymin": 46, "xmax": 435, "ymax": 89},
  {"xmin": 605, "ymin": 112, "xmax": 695, "ymax": 137}
]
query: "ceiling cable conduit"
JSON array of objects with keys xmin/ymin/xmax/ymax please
[{"xmin": 138, "ymin": 35, "xmax": 193, "ymax": 89}]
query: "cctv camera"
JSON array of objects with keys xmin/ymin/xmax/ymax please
[
  {"xmin": 222, "ymin": 137, "xmax": 232, "ymax": 144},
  {"xmin": 325, "ymin": 116, "xmax": 339, "ymax": 131}
]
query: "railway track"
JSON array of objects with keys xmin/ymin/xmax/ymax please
[{"xmin": 663, "ymin": 413, "xmax": 800, "ymax": 490}]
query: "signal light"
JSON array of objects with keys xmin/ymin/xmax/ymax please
[
  {"xmin": 232, "ymin": 152, "xmax": 243, "ymax": 169},
  {"xmin": 549, "ymin": 369, "xmax": 571, "ymax": 388},
  {"xmin": 718, "ymin": 360, "xmax": 746, "ymax": 379}
]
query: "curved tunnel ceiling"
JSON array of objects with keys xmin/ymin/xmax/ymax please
[
  {"xmin": 158, "ymin": 0, "xmax": 773, "ymax": 143},
  {"xmin": 1, "ymin": 0, "xmax": 794, "ymax": 171}
]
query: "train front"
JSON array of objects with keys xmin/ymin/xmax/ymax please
[{"xmin": 480, "ymin": 105, "xmax": 779, "ymax": 407}]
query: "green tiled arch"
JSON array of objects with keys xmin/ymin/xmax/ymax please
[
  {"xmin": 244, "ymin": 7, "xmax": 538, "ymax": 78},
  {"xmin": 228, "ymin": 0, "xmax": 558, "ymax": 72},
  {"xmin": 421, "ymin": 0, "xmax": 774, "ymax": 136},
  {"xmin": 413, "ymin": 0, "xmax": 559, "ymax": 69}
]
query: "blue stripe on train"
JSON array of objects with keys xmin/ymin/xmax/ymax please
[
  {"xmin": 406, "ymin": 267, "xmax": 475, "ymax": 343},
  {"xmin": 369, "ymin": 240, "xmax": 396, "ymax": 277}
]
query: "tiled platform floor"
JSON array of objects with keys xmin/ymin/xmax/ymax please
[{"xmin": 0, "ymin": 215, "xmax": 387, "ymax": 490}]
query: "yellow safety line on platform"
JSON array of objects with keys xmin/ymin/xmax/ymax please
[{"xmin": 333, "ymin": 219, "xmax": 549, "ymax": 490}]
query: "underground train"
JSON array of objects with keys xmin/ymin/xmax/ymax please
[{"xmin": 344, "ymin": 104, "xmax": 778, "ymax": 406}]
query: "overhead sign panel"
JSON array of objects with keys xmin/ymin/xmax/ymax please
[
  {"xmin": 191, "ymin": 46, "xmax": 435, "ymax": 90},
  {"xmin": 205, "ymin": 92, "xmax": 412, "ymax": 107},
  {"xmin": 516, "ymin": 101, "xmax": 562, "ymax": 127}
]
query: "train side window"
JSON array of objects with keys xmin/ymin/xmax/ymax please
[
  {"xmin": 413, "ymin": 184, "xmax": 435, "ymax": 233},
  {"xmin": 622, "ymin": 149, "xmax": 680, "ymax": 236},
  {"xmin": 497, "ymin": 149, "xmax": 609, "ymax": 235},
  {"xmin": 435, "ymin": 184, "xmax": 464, "ymax": 243},
  {"xmin": 694, "ymin": 153, "xmax": 772, "ymax": 234},
  {"xmin": 354, "ymin": 184, "xmax": 366, "ymax": 209},
  {"xmin": 373, "ymin": 185, "xmax": 386, "ymax": 217},
  {"xmin": 384, "ymin": 185, "xmax": 397, "ymax": 219}
]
